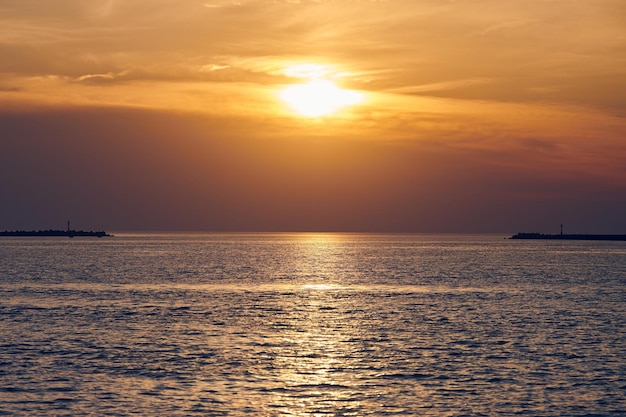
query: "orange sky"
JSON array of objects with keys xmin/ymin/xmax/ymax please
[{"xmin": 1, "ymin": 0, "xmax": 625, "ymax": 232}]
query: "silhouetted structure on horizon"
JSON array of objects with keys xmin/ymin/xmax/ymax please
[
  {"xmin": 510, "ymin": 232, "xmax": 626, "ymax": 241},
  {"xmin": 0, "ymin": 228, "xmax": 112, "ymax": 238}
]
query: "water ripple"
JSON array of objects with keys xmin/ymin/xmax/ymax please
[{"xmin": 1, "ymin": 234, "xmax": 625, "ymax": 415}]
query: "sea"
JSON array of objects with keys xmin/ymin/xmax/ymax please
[{"xmin": 0, "ymin": 233, "xmax": 624, "ymax": 416}]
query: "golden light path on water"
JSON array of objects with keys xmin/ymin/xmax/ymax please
[
  {"xmin": 212, "ymin": 234, "xmax": 374, "ymax": 414},
  {"xmin": 253, "ymin": 234, "xmax": 419, "ymax": 414},
  {"xmin": 269, "ymin": 292, "xmax": 362, "ymax": 413},
  {"xmin": 266, "ymin": 235, "xmax": 358, "ymax": 413}
]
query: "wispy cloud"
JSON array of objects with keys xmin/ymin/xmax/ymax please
[
  {"xmin": 74, "ymin": 72, "xmax": 124, "ymax": 84},
  {"xmin": 386, "ymin": 79, "xmax": 495, "ymax": 95}
]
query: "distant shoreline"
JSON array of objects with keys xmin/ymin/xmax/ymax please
[
  {"xmin": 0, "ymin": 230, "xmax": 113, "ymax": 238},
  {"xmin": 510, "ymin": 232, "xmax": 626, "ymax": 241}
]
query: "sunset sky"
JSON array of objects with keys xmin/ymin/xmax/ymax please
[{"xmin": 1, "ymin": 0, "xmax": 625, "ymax": 233}]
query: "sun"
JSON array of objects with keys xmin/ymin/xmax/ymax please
[{"xmin": 279, "ymin": 78, "xmax": 363, "ymax": 118}]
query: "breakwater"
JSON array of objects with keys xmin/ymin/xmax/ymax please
[
  {"xmin": 0, "ymin": 229, "xmax": 112, "ymax": 238},
  {"xmin": 510, "ymin": 232, "xmax": 626, "ymax": 241}
]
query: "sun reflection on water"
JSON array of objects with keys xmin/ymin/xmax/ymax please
[
  {"xmin": 263, "ymin": 234, "xmax": 372, "ymax": 415},
  {"xmin": 267, "ymin": 292, "xmax": 368, "ymax": 414},
  {"xmin": 301, "ymin": 283, "xmax": 343, "ymax": 291},
  {"xmin": 285, "ymin": 233, "xmax": 361, "ymax": 287}
]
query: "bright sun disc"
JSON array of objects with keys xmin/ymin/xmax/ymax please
[{"xmin": 280, "ymin": 79, "xmax": 363, "ymax": 117}]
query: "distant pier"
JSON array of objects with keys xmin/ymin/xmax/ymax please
[
  {"xmin": 510, "ymin": 232, "xmax": 626, "ymax": 241},
  {"xmin": 0, "ymin": 229, "xmax": 113, "ymax": 238}
]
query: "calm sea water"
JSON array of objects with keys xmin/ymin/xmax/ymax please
[{"xmin": 1, "ymin": 233, "xmax": 625, "ymax": 416}]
